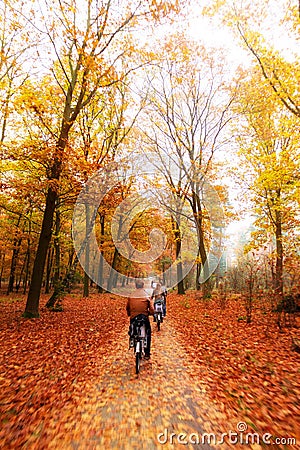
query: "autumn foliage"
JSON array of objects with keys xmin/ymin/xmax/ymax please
[{"xmin": 0, "ymin": 0, "xmax": 299, "ymax": 447}]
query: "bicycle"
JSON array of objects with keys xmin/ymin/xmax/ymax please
[
  {"xmin": 153, "ymin": 300, "xmax": 164, "ymax": 331},
  {"xmin": 129, "ymin": 314, "xmax": 148, "ymax": 374}
]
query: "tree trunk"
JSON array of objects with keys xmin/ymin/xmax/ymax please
[
  {"xmin": 107, "ymin": 248, "xmax": 119, "ymax": 292},
  {"xmin": 198, "ymin": 230, "xmax": 211, "ymax": 297},
  {"xmin": 53, "ymin": 207, "xmax": 61, "ymax": 288},
  {"xmin": 275, "ymin": 208, "xmax": 283, "ymax": 297},
  {"xmin": 192, "ymin": 189, "xmax": 210, "ymax": 297},
  {"xmin": 113, "ymin": 271, "xmax": 118, "ymax": 289},
  {"xmin": 97, "ymin": 257, "xmax": 104, "ymax": 293},
  {"xmin": 177, "ymin": 261, "xmax": 184, "ymax": 294},
  {"xmin": 45, "ymin": 246, "xmax": 54, "ymax": 294},
  {"xmin": 0, "ymin": 252, "xmax": 5, "ymax": 289},
  {"xmin": 97, "ymin": 214, "xmax": 105, "ymax": 293},
  {"xmin": 67, "ymin": 248, "xmax": 75, "ymax": 273},
  {"xmin": 107, "ymin": 209, "xmax": 123, "ymax": 292},
  {"xmin": 45, "ymin": 257, "xmax": 78, "ymax": 310},
  {"xmin": 172, "ymin": 216, "xmax": 185, "ymax": 295},
  {"xmin": 0, "ymin": 79, "xmax": 12, "ymax": 143},
  {"xmin": 83, "ymin": 203, "xmax": 90, "ymax": 297},
  {"xmin": 23, "ymin": 216, "xmax": 32, "ymax": 294},
  {"xmin": 23, "ymin": 241, "xmax": 31, "ymax": 295},
  {"xmin": 7, "ymin": 215, "xmax": 22, "ymax": 294},
  {"xmin": 24, "ymin": 186, "xmax": 57, "ymax": 317},
  {"xmin": 7, "ymin": 238, "xmax": 22, "ymax": 294},
  {"xmin": 16, "ymin": 251, "xmax": 26, "ymax": 292},
  {"xmin": 196, "ymin": 260, "xmax": 201, "ymax": 291}
]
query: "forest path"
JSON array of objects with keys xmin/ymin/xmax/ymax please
[
  {"xmin": 46, "ymin": 316, "xmax": 228, "ymax": 450},
  {"xmin": 1, "ymin": 293, "xmax": 299, "ymax": 449}
]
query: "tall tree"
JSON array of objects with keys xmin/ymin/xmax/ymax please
[
  {"xmin": 232, "ymin": 67, "xmax": 299, "ymax": 297},
  {"xmin": 142, "ymin": 35, "xmax": 230, "ymax": 295},
  {"xmin": 20, "ymin": 0, "xmax": 181, "ymax": 317}
]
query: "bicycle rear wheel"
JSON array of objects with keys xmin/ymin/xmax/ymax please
[
  {"xmin": 157, "ymin": 317, "xmax": 161, "ymax": 331},
  {"xmin": 135, "ymin": 352, "xmax": 141, "ymax": 374}
]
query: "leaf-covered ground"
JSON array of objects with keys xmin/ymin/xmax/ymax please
[
  {"xmin": 0, "ymin": 291, "xmax": 299, "ymax": 449},
  {"xmin": 169, "ymin": 293, "xmax": 300, "ymax": 447}
]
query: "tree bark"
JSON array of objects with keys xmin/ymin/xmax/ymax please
[
  {"xmin": 53, "ymin": 207, "xmax": 61, "ymax": 288},
  {"xmin": 196, "ymin": 259, "xmax": 201, "ymax": 291},
  {"xmin": 97, "ymin": 213, "xmax": 105, "ymax": 293},
  {"xmin": 83, "ymin": 203, "xmax": 90, "ymax": 297},
  {"xmin": 7, "ymin": 215, "xmax": 22, "ymax": 294},
  {"xmin": 0, "ymin": 253, "xmax": 5, "ymax": 289},
  {"xmin": 191, "ymin": 187, "xmax": 211, "ymax": 297},
  {"xmin": 172, "ymin": 216, "xmax": 185, "ymax": 295},
  {"xmin": 24, "ymin": 186, "xmax": 57, "ymax": 317},
  {"xmin": 23, "ymin": 241, "xmax": 31, "ymax": 295},
  {"xmin": 107, "ymin": 248, "xmax": 120, "ymax": 292},
  {"xmin": 45, "ymin": 246, "xmax": 54, "ymax": 294},
  {"xmin": 45, "ymin": 256, "xmax": 78, "ymax": 310},
  {"xmin": 16, "ymin": 252, "xmax": 26, "ymax": 292},
  {"xmin": 275, "ymin": 208, "xmax": 283, "ymax": 297},
  {"xmin": 7, "ymin": 236, "xmax": 22, "ymax": 294}
]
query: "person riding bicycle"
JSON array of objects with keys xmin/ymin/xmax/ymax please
[
  {"xmin": 151, "ymin": 283, "xmax": 166, "ymax": 318},
  {"xmin": 159, "ymin": 280, "xmax": 167, "ymax": 317},
  {"xmin": 126, "ymin": 280, "xmax": 154, "ymax": 359}
]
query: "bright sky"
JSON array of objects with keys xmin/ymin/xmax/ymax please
[{"xmin": 184, "ymin": 0, "xmax": 299, "ymax": 65}]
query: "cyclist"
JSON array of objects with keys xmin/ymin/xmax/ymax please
[
  {"xmin": 151, "ymin": 283, "xmax": 166, "ymax": 318},
  {"xmin": 126, "ymin": 280, "xmax": 154, "ymax": 359},
  {"xmin": 160, "ymin": 280, "xmax": 168, "ymax": 317}
]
